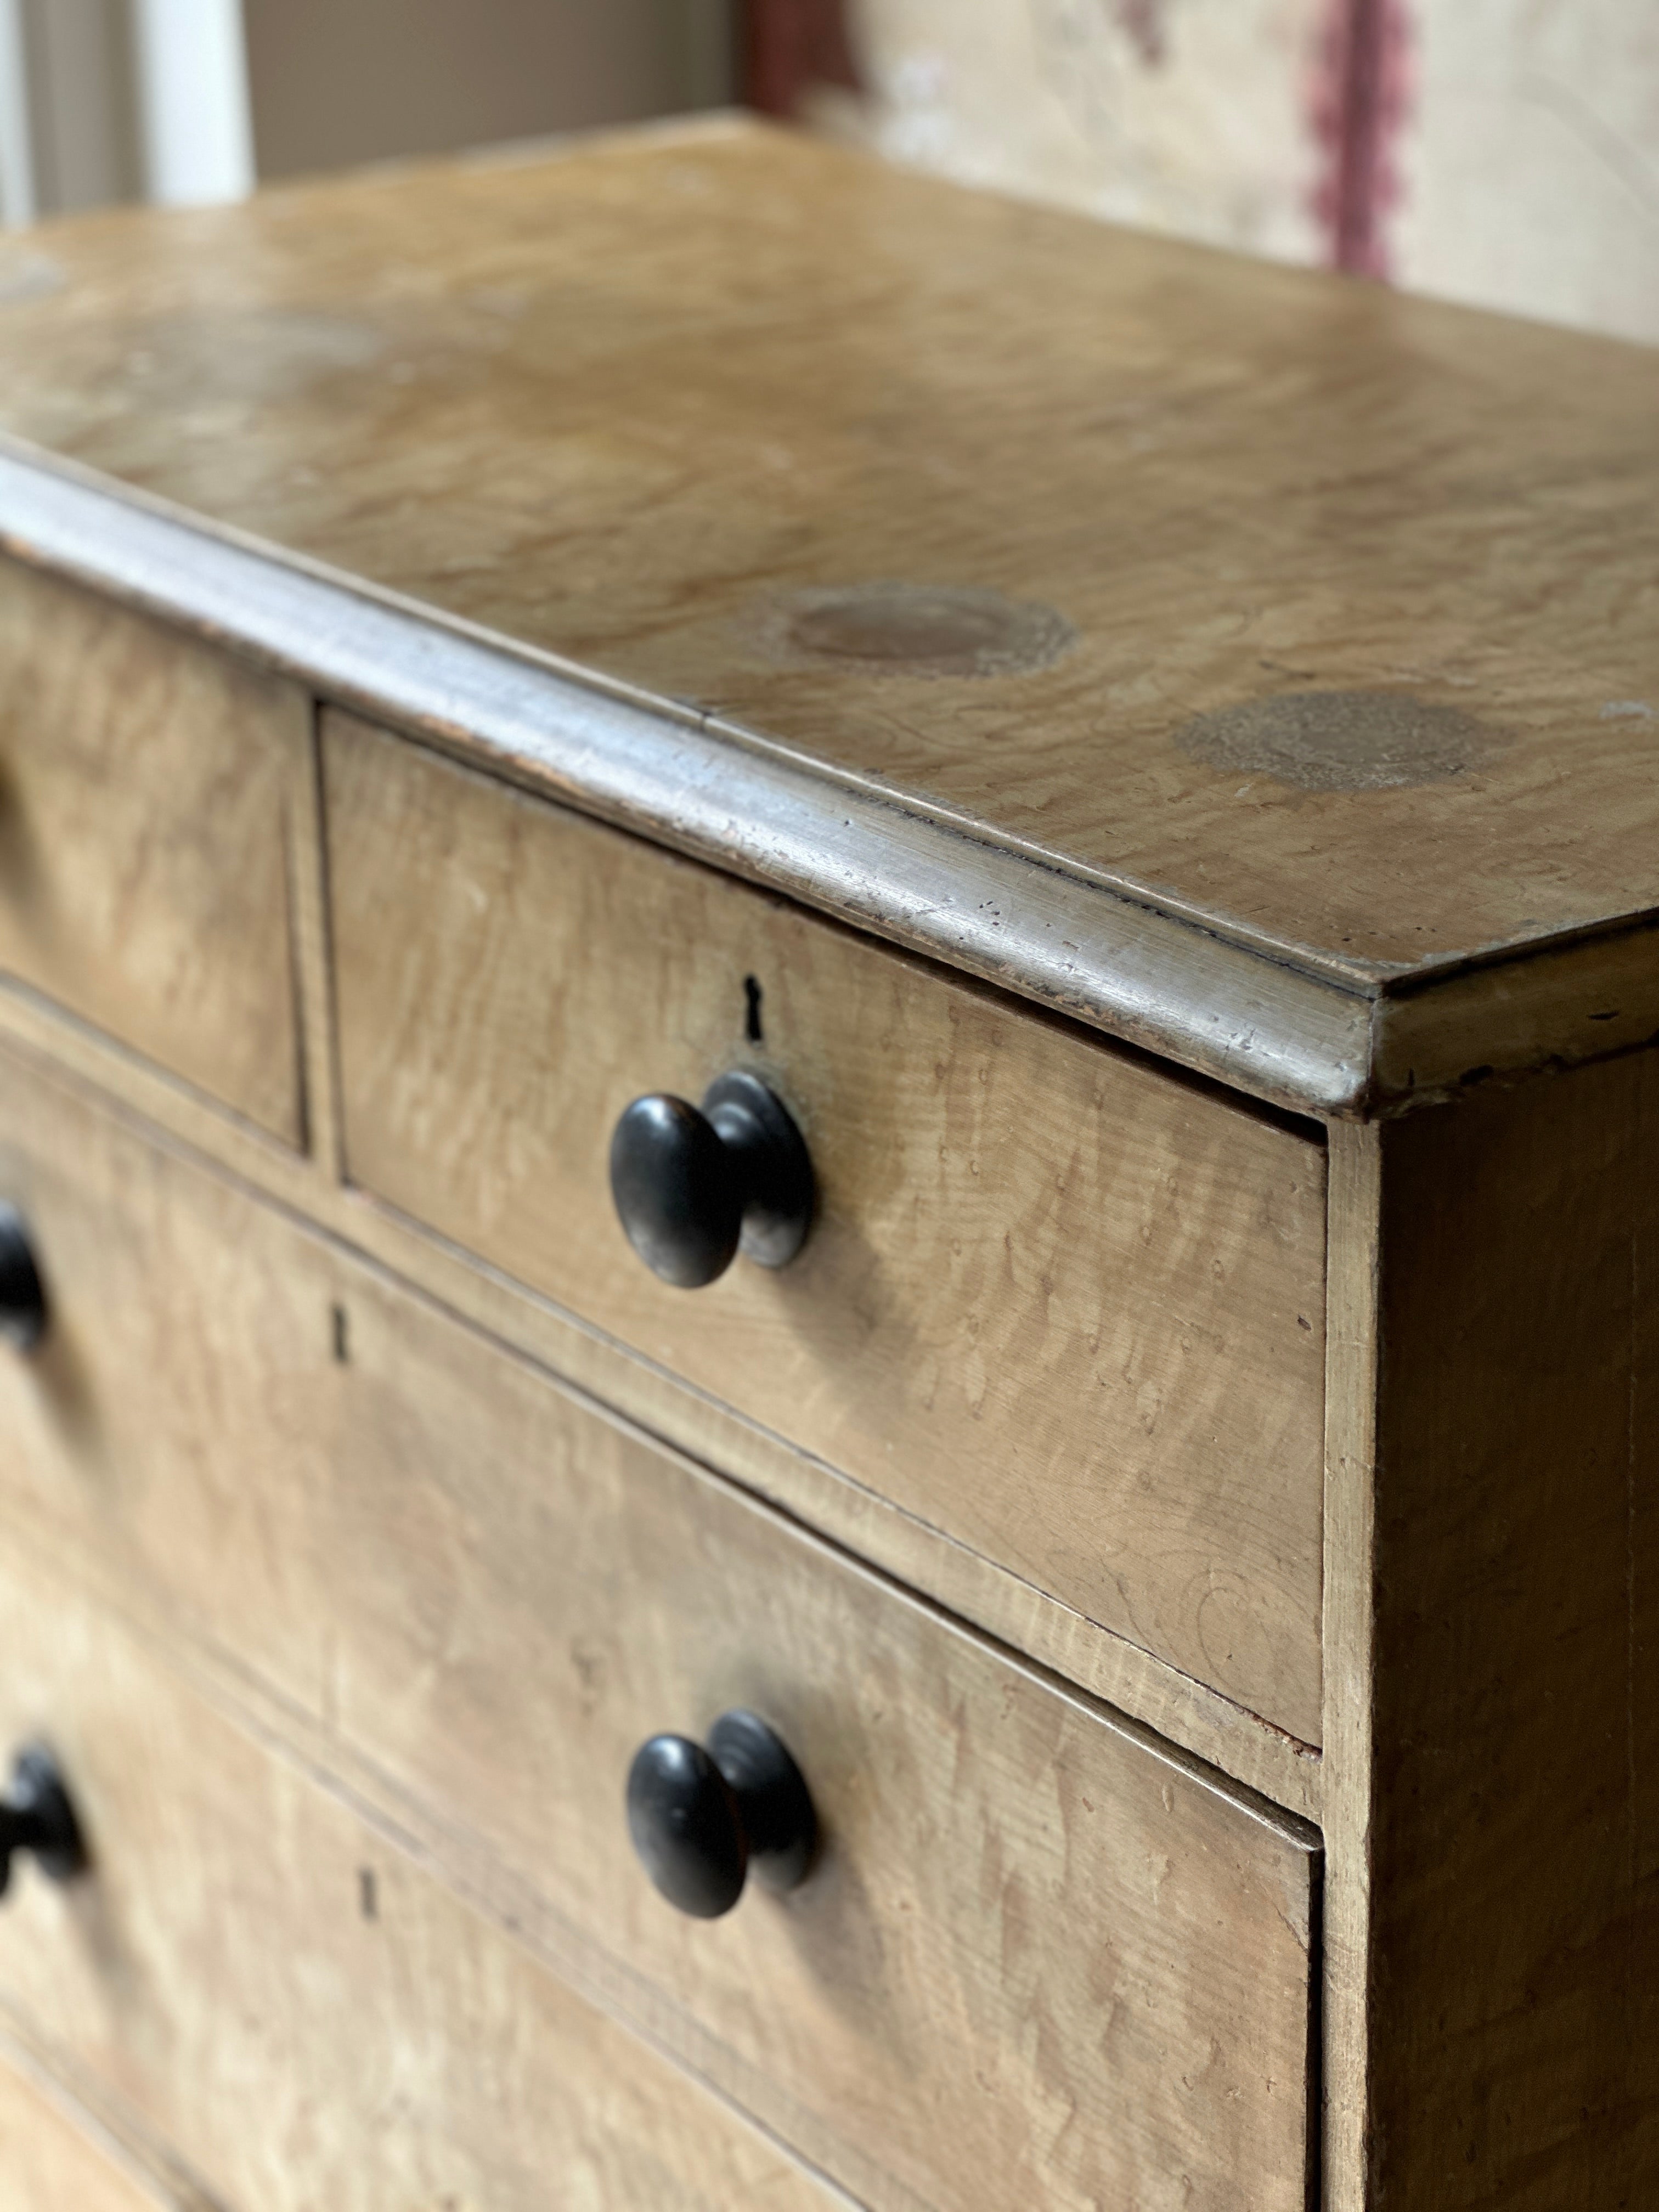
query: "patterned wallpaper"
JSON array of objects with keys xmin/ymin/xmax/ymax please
[{"xmin": 753, "ymin": 0, "xmax": 1659, "ymax": 343}]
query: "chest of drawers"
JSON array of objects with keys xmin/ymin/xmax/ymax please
[{"xmin": 0, "ymin": 116, "xmax": 1652, "ymax": 2211}]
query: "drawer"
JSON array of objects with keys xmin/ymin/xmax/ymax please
[
  {"xmin": 0, "ymin": 2056, "xmax": 165, "ymax": 2212},
  {"xmin": 0, "ymin": 1062, "xmax": 1320, "ymax": 2212},
  {"xmin": 0, "ymin": 1546, "xmax": 844, "ymax": 2212},
  {"xmin": 324, "ymin": 712, "xmax": 1329, "ymax": 1740},
  {"xmin": 0, "ymin": 560, "xmax": 304, "ymax": 1143}
]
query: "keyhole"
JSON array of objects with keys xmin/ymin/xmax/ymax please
[{"xmin": 743, "ymin": 975, "xmax": 764, "ymax": 1044}]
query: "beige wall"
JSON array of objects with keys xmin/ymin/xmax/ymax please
[
  {"xmin": 1, "ymin": 0, "xmax": 735, "ymax": 222},
  {"xmin": 11, "ymin": 0, "xmax": 142, "ymax": 216},
  {"xmin": 244, "ymin": 0, "xmax": 735, "ymax": 182}
]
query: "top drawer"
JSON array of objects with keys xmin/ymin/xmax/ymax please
[
  {"xmin": 325, "ymin": 711, "xmax": 1328, "ymax": 1741},
  {"xmin": 0, "ymin": 561, "xmax": 304, "ymax": 1142}
]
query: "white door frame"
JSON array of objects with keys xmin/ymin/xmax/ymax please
[
  {"xmin": 130, "ymin": 0, "xmax": 254, "ymax": 206},
  {"xmin": 1, "ymin": 0, "xmax": 254, "ymax": 225},
  {"xmin": 0, "ymin": 0, "xmax": 35, "ymax": 227}
]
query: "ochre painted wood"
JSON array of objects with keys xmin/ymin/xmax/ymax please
[
  {"xmin": 0, "ymin": 1063, "xmax": 1321, "ymax": 2212},
  {"xmin": 0, "ymin": 2053, "xmax": 172, "ymax": 2212},
  {"xmin": 0, "ymin": 120, "xmax": 1655, "ymax": 1006},
  {"xmin": 1324, "ymin": 1056, "xmax": 1659, "ymax": 2208},
  {"xmin": 0, "ymin": 558, "xmax": 305, "ymax": 1143},
  {"xmin": 325, "ymin": 710, "xmax": 1328, "ymax": 1740},
  {"xmin": 0, "ymin": 1547, "xmax": 847, "ymax": 2212},
  {"xmin": 1319, "ymin": 1120, "xmax": 1382, "ymax": 2212},
  {"xmin": 0, "ymin": 1012, "xmax": 1318, "ymax": 1819}
]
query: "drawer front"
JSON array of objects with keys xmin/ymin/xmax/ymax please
[
  {"xmin": 0, "ymin": 560, "xmax": 304, "ymax": 1142},
  {"xmin": 0, "ymin": 1548, "xmax": 842, "ymax": 2212},
  {"xmin": 0, "ymin": 1063, "xmax": 1319, "ymax": 2212},
  {"xmin": 325, "ymin": 712, "xmax": 1329, "ymax": 1741},
  {"xmin": 0, "ymin": 2058, "xmax": 166, "ymax": 2212}
]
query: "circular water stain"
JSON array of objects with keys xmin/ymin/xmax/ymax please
[
  {"xmin": 752, "ymin": 582, "xmax": 1075, "ymax": 680},
  {"xmin": 1176, "ymin": 689, "xmax": 1504, "ymax": 793}
]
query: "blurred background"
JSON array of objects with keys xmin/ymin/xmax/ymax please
[{"xmin": 0, "ymin": 0, "xmax": 1654, "ymax": 342}]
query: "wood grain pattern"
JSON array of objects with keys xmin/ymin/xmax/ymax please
[
  {"xmin": 0, "ymin": 1012, "xmax": 1321, "ymax": 1819},
  {"xmin": 326, "ymin": 710, "xmax": 1329, "ymax": 1739},
  {"xmin": 0, "ymin": 2053, "xmax": 173, "ymax": 2212},
  {"xmin": 0, "ymin": 557, "xmax": 305, "ymax": 1143},
  {"xmin": 0, "ymin": 1061, "xmax": 1321, "ymax": 2212},
  {"xmin": 1329, "ymin": 1056, "xmax": 1659, "ymax": 2207},
  {"xmin": 0, "ymin": 119, "xmax": 1654, "ymax": 1009},
  {"xmin": 0, "ymin": 1547, "xmax": 848, "ymax": 2212}
]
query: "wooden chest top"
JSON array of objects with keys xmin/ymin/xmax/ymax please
[{"xmin": 0, "ymin": 115, "xmax": 1654, "ymax": 1114}]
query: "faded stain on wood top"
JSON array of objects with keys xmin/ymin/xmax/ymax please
[{"xmin": 0, "ymin": 118, "xmax": 1655, "ymax": 1000}]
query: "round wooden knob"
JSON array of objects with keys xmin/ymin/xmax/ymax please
[
  {"xmin": 625, "ymin": 1709, "xmax": 816, "ymax": 1919},
  {"xmin": 0, "ymin": 1205, "xmax": 46, "ymax": 1352},
  {"xmin": 0, "ymin": 1747, "xmax": 85, "ymax": 1899},
  {"xmin": 609, "ymin": 1072, "xmax": 813, "ymax": 1289}
]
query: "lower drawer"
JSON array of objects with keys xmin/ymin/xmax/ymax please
[
  {"xmin": 0, "ymin": 1545, "xmax": 842, "ymax": 2212},
  {"xmin": 0, "ymin": 1059, "xmax": 1320, "ymax": 2210}
]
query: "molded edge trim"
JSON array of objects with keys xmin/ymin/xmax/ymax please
[
  {"xmin": 0, "ymin": 438, "xmax": 1369, "ymax": 1117},
  {"xmin": 2, "ymin": 437, "xmax": 1645, "ymax": 1121}
]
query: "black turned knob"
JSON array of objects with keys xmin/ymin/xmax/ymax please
[
  {"xmin": 626, "ymin": 1708, "xmax": 816, "ymax": 1920},
  {"xmin": 610, "ymin": 1071, "xmax": 813, "ymax": 1289},
  {"xmin": 0, "ymin": 1748, "xmax": 85, "ymax": 1898},
  {"xmin": 0, "ymin": 1204, "xmax": 46, "ymax": 1352}
]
